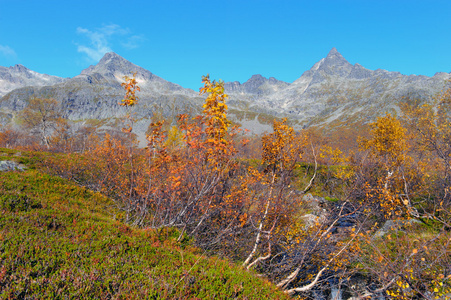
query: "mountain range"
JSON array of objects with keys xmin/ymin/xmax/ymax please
[
  {"xmin": 238, "ymin": 48, "xmax": 450, "ymax": 128},
  {"xmin": 1, "ymin": 48, "xmax": 450, "ymax": 140},
  {"xmin": 0, "ymin": 64, "xmax": 67, "ymax": 97}
]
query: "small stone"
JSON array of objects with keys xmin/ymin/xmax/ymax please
[{"xmin": 0, "ymin": 160, "xmax": 26, "ymax": 172}]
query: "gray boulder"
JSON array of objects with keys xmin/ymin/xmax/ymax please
[
  {"xmin": 300, "ymin": 213, "xmax": 327, "ymax": 229},
  {"xmin": 301, "ymin": 193, "xmax": 327, "ymax": 216},
  {"xmin": 373, "ymin": 219, "xmax": 422, "ymax": 238},
  {"xmin": 0, "ymin": 160, "xmax": 26, "ymax": 172}
]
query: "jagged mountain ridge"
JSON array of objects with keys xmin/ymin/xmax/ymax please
[
  {"xmin": 0, "ymin": 64, "xmax": 67, "ymax": 97},
  {"xmin": 239, "ymin": 48, "xmax": 450, "ymax": 127},
  {"xmin": 225, "ymin": 74, "xmax": 289, "ymax": 97},
  {"xmin": 1, "ymin": 49, "xmax": 450, "ymax": 136},
  {"xmin": 79, "ymin": 52, "xmax": 190, "ymax": 94},
  {"xmin": 0, "ymin": 53, "xmax": 204, "ymax": 132}
]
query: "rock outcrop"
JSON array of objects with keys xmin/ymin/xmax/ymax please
[{"xmin": 0, "ymin": 160, "xmax": 26, "ymax": 172}]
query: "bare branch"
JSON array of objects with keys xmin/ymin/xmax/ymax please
[
  {"xmin": 303, "ymin": 142, "xmax": 318, "ymax": 193},
  {"xmin": 243, "ymin": 174, "xmax": 276, "ymax": 267},
  {"xmin": 284, "ymin": 225, "xmax": 360, "ymax": 295}
]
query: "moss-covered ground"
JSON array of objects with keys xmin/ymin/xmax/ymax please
[{"xmin": 0, "ymin": 148, "xmax": 288, "ymax": 299}]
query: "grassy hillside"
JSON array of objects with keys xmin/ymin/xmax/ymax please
[{"xmin": 0, "ymin": 149, "xmax": 288, "ymax": 299}]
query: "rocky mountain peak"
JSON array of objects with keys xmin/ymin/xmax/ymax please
[
  {"xmin": 323, "ymin": 48, "xmax": 350, "ymax": 66},
  {"xmin": 80, "ymin": 52, "xmax": 146, "ymax": 80},
  {"xmin": 245, "ymin": 74, "xmax": 266, "ymax": 85},
  {"xmin": 97, "ymin": 52, "xmax": 127, "ymax": 66},
  {"xmin": 308, "ymin": 47, "xmax": 353, "ymax": 78},
  {"xmin": 224, "ymin": 74, "xmax": 289, "ymax": 96},
  {"xmin": 74, "ymin": 51, "xmax": 188, "ymax": 95},
  {"xmin": 327, "ymin": 47, "xmax": 339, "ymax": 56},
  {"xmin": 10, "ymin": 64, "xmax": 29, "ymax": 73}
]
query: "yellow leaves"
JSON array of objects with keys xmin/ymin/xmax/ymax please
[
  {"xmin": 396, "ymin": 279, "xmax": 410, "ymax": 289},
  {"xmin": 261, "ymin": 118, "xmax": 305, "ymax": 173},
  {"xmin": 120, "ymin": 72, "xmax": 140, "ymax": 107},
  {"xmin": 320, "ymin": 145, "xmax": 348, "ymax": 164},
  {"xmin": 361, "ymin": 113, "xmax": 408, "ymax": 166},
  {"xmin": 412, "ymin": 248, "xmax": 418, "ymax": 254},
  {"xmin": 199, "ymin": 75, "xmax": 234, "ymax": 161},
  {"xmin": 165, "ymin": 125, "xmax": 184, "ymax": 150}
]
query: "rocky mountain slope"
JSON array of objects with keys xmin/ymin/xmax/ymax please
[
  {"xmin": 224, "ymin": 74, "xmax": 290, "ymax": 105},
  {"xmin": 1, "ymin": 49, "xmax": 450, "ymax": 136},
  {"xmin": 232, "ymin": 48, "xmax": 450, "ymax": 128},
  {"xmin": 0, "ymin": 53, "xmax": 204, "ymax": 138},
  {"xmin": 0, "ymin": 64, "xmax": 67, "ymax": 97}
]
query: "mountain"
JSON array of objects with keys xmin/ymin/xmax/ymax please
[
  {"xmin": 225, "ymin": 74, "xmax": 289, "ymax": 97},
  {"xmin": 58, "ymin": 52, "xmax": 201, "ymax": 120},
  {"xmin": 0, "ymin": 64, "xmax": 67, "ymax": 97},
  {"xmin": 0, "ymin": 53, "xmax": 203, "ymax": 141},
  {"xmin": 79, "ymin": 52, "xmax": 189, "ymax": 94},
  {"xmin": 237, "ymin": 48, "xmax": 450, "ymax": 128},
  {"xmin": 1, "ymin": 49, "xmax": 450, "ymax": 137}
]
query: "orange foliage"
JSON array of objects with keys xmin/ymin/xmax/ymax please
[{"xmin": 120, "ymin": 72, "xmax": 140, "ymax": 107}]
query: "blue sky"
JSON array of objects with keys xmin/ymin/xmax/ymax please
[{"xmin": 0, "ymin": 0, "xmax": 450, "ymax": 90}]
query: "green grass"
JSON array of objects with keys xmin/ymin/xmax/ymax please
[{"xmin": 0, "ymin": 149, "xmax": 288, "ymax": 299}]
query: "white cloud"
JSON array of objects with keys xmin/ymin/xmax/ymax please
[
  {"xmin": 76, "ymin": 24, "xmax": 144, "ymax": 61},
  {"xmin": 121, "ymin": 35, "xmax": 146, "ymax": 50},
  {"xmin": 0, "ymin": 45, "xmax": 17, "ymax": 58}
]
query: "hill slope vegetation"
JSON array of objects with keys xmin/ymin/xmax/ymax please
[{"xmin": 0, "ymin": 149, "xmax": 288, "ymax": 299}]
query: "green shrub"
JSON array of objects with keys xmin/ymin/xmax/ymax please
[{"xmin": 0, "ymin": 159, "xmax": 288, "ymax": 299}]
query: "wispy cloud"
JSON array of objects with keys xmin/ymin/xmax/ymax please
[
  {"xmin": 76, "ymin": 24, "xmax": 144, "ymax": 62},
  {"xmin": 0, "ymin": 45, "xmax": 17, "ymax": 58},
  {"xmin": 121, "ymin": 35, "xmax": 146, "ymax": 50}
]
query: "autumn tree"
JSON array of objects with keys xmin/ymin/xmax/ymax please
[
  {"xmin": 223, "ymin": 119, "xmax": 363, "ymax": 298},
  {"xmin": 345, "ymin": 88, "xmax": 451, "ymax": 298},
  {"xmin": 401, "ymin": 85, "xmax": 451, "ymax": 212},
  {"xmin": 115, "ymin": 72, "xmax": 143, "ymax": 222},
  {"xmin": 356, "ymin": 113, "xmax": 421, "ymax": 218},
  {"xmin": 242, "ymin": 119, "xmax": 305, "ymax": 268},
  {"xmin": 0, "ymin": 125, "xmax": 24, "ymax": 148},
  {"xmin": 158, "ymin": 75, "xmax": 244, "ymax": 242},
  {"xmin": 69, "ymin": 74, "xmax": 246, "ymax": 235},
  {"xmin": 19, "ymin": 97, "xmax": 65, "ymax": 149}
]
